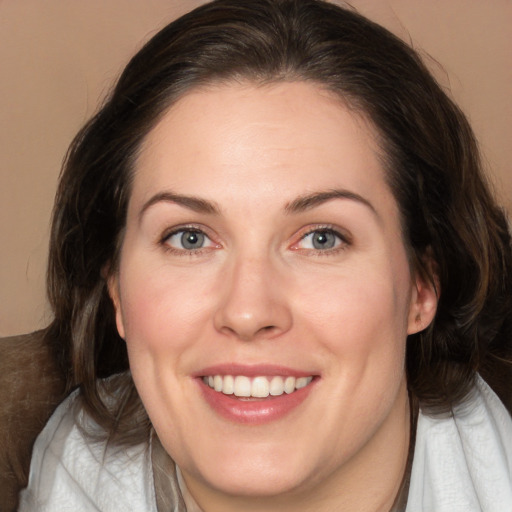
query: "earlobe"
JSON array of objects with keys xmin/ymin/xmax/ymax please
[
  {"xmin": 107, "ymin": 273, "xmax": 126, "ymax": 340},
  {"xmin": 407, "ymin": 272, "xmax": 439, "ymax": 335}
]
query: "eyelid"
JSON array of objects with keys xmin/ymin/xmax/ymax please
[
  {"xmin": 289, "ymin": 224, "xmax": 352, "ymax": 252},
  {"xmin": 160, "ymin": 224, "xmax": 221, "ymax": 253},
  {"xmin": 160, "ymin": 222, "xmax": 211, "ymax": 239}
]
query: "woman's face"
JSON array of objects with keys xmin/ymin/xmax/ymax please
[{"xmin": 110, "ymin": 81, "xmax": 437, "ymax": 506}]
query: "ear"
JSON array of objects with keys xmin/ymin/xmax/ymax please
[
  {"xmin": 107, "ymin": 272, "xmax": 126, "ymax": 340},
  {"xmin": 407, "ymin": 268, "xmax": 439, "ymax": 335}
]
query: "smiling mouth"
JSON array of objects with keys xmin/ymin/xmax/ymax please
[{"xmin": 202, "ymin": 375, "xmax": 314, "ymax": 398}]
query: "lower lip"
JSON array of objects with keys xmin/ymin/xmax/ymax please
[{"xmin": 198, "ymin": 378, "xmax": 316, "ymax": 425}]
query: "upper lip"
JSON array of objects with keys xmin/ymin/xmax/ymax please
[{"xmin": 194, "ymin": 363, "xmax": 318, "ymax": 378}]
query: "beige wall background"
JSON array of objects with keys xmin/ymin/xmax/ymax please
[{"xmin": 1, "ymin": 0, "xmax": 511, "ymax": 336}]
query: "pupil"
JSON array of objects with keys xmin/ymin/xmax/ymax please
[
  {"xmin": 313, "ymin": 231, "xmax": 335, "ymax": 250},
  {"xmin": 181, "ymin": 231, "xmax": 204, "ymax": 249}
]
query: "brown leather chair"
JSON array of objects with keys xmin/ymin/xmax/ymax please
[{"xmin": 0, "ymin": 330, "xmax": 66, "ymax": 512}]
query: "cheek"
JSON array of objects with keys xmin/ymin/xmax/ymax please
[
  {"xmin": 295, "ymin": 262, "xmax": 411, "ymax": 373},
  {"xmin": 117, "ymin": 258, "xmax": 219, "ymax": 357},
  {"xmin": 285, "ymin": 265, "xmax": 411, "ymax": 459},
  {"xmin": 116, "ymin": 259, "xmax": 217, "ymax": 422}
]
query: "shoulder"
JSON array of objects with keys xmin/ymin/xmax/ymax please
[
  {"xmin": 0, "ymin": 330, "xmax": 66, "ymax": 510},
  {"xmin": 407, "ymin": 376, "xmax": 512, "ymax": 511},
  {"xmin": 18, "ymin": 391, "xmax": 157, "ymax": 512}
]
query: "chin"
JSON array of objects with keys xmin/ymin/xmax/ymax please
[
  {"xmin": 193, "ymin": 460, "xmax": 313, "ymax": 498},
  {"xmin": 173, "ymin": 432, "xmax": 318, "ymax": 498}
]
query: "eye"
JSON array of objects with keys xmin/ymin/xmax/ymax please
[
  {"xmin": 163, "ymin": 228, "xmax": 215, "ymax": 251},
  {"xmin": 294, "ymin": 228, "xmax": 348, "ymax": 252}
]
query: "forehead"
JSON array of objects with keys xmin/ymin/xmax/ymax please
[{"xmin": 131, "ymin": 80, "xmax": 394, "ymax": 218}]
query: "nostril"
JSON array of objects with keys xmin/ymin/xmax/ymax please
[{"xmin": 255, "ymin": 325, "xmax": 277, "ymax": 337}]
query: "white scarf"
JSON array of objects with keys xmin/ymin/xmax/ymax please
[
  {"xmin": 406, "ymin": 376, "xmax": 512, "ymax": 511},
  {"xmin": 19, "ymin": 377, "xmax": 512, "ymax": 511}
]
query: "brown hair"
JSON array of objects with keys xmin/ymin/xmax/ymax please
[{"xmin": 46, "ymin": 0, "xmax": 512, "ymax": 443}]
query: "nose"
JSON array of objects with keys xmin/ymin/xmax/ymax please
[{"xmin": 213, "ymin": 254, "xmax": 293, "ymax": 341}]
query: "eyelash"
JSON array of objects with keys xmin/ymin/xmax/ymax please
[
  {"xmin": 160, "ymin": 225, "xmax": 218, "ymax": 256},
  {"xmin": 292, "ymin": 225, "xmax": 351, "ymax": 255},
  {"xmin": 159, "ymin": 224, "xmax": 351, "ymax": 256}
]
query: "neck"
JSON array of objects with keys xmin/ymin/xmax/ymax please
[{"xmin": 181, "ymin": 380, "xmax": 412, "ymax": 512}]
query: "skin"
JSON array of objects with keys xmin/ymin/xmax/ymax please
[{"xmin": 109, "ymin": 81, "xmax": 438, "ymax": 512}]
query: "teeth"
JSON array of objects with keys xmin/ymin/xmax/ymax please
[
  {"xmin": 251, "ymin": 376, "xmax": 269, "ymax": 398},
  {"xmin": 202, "ymin": 374, "xmax": 313, "ymax": 397},
  {"xmin": 213, "ymin": 375, "xmax": 223, "ymax": 392},
  {"xmin": 234, "ymin": 376, "xmax": 251, "ymax": 397},
  {"xmin": 223, "ymin": 375, "xmax": 234, "ymax": 395},
  {"xmin": 269, "ymin": 376, "xmax": 285, "ymax": 396},
  {"xmin": 284, "ymin": 376, "xmax": 296, "ymax": 394},
  {"xmin": 295, "ymin": 377, "xmax": 309, "ymax": 389}
]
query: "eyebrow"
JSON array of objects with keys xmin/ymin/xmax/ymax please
[
  {"xmin": 285, "ymin": 189, "xmax": 377, "ymax": 216},
  {"xmin": 139, "ymin": 191, "xmax": 221, "ymax": 220},
  {"xmin": 139, "ymin": 187, "xmax": 377, "ymax": 220}
]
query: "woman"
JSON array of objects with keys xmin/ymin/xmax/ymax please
[{"xmin": 19, "ymin": 0, "xmax": 512, "ymax": 510}]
